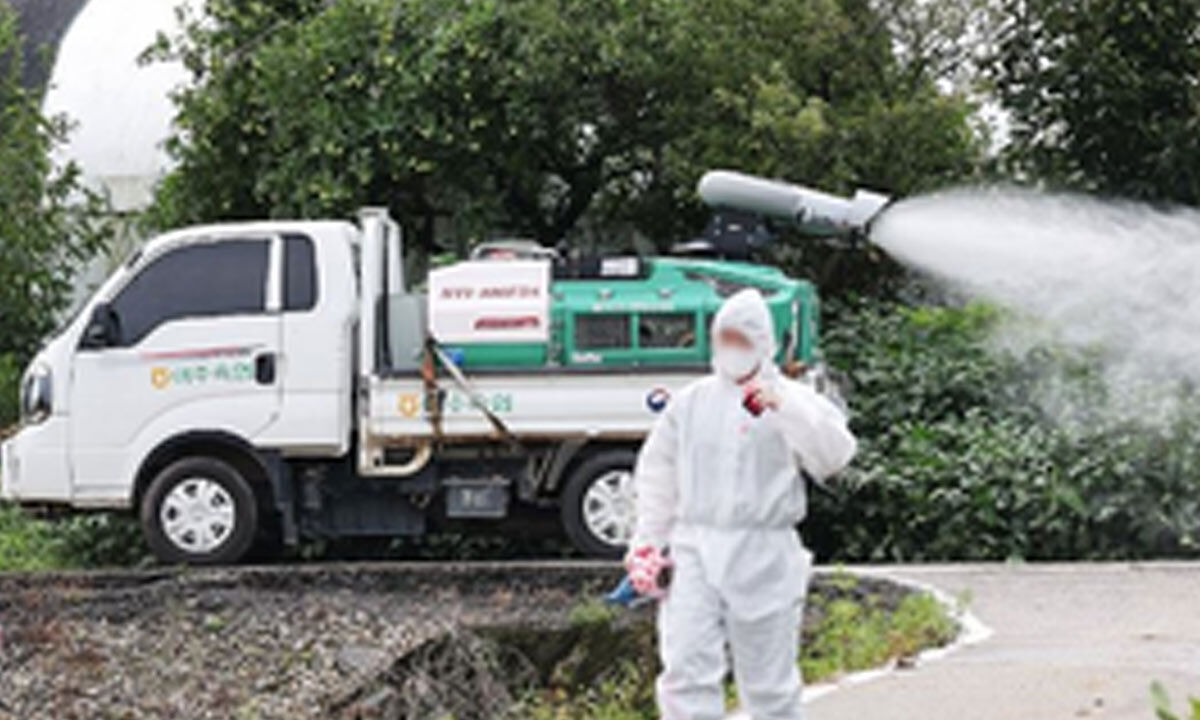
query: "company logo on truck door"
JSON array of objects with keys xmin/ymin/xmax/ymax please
[
  {"xmin": 397, "ymin": 391, "xmax": 514, "ymax": 417},
  {"xmin": 150, "ymin": 361, "xmax": 255, "ymax": 390},
  {"xmin": 143, "ymin": 345, "xmax": 257, "ymax": 391}
]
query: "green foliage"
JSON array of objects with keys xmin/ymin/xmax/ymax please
[
  {"xmin": 523, "ymin": 661, "xmax": 657, "ymax": 720},
  {"xmin": 801, "ymin": 585, "xmax": 957, "ymax": 682},
  {"xmin": 0, "ymin": 3, "xmax": 120, "ymax": 571},
  {"xmin": 989, "ymin": 0, "xmax": 1200, "ymax": 204},
  {"xmin": 0, "ymin": 353, "xmax": 20, "ymax": 428},
  {"xmin": 53, "ymin": 512, "xmax": 149, "ymax": 568},
  {"xmin": 568, "ymin": 598, "xmax": 620, "ymax": 629},
  {"xmin": 0, "ymin": 504, "xmax": 148, "ymax": 571},
  {"xmin": 145, "ymin": 0, "xmax": 980, "ymax": 264},
  {"xmin": 0, "ymin": 3, "xmax": 110, "ymax": 362},
  {"xmin": 521, "ymin": 581, "xmax": 956, "ymax": 719},
  {"xmin": 808, "ymin": 299, "xmax": 1200, "ymax": 562},
  {"xmin": 0, "ymin": 504, "xmax": 63, "ymax": 571},
  {"xmin": 1152, "ymin": 682, "xmax": 1200, "ymax": 720},
  {"xmin": 887, "ymin": 591, "xmax": 959, "ymax": 658}
]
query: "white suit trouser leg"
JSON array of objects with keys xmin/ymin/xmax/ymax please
[
  {"xmin": 657, "ymin": 548, "xmax": 727, "ymax": 720},
  {"xmin": 656, "ymin": 548, "xmax": 805, "ymax": 720},
  {"xmin": 728, "ymin": 603, "xmax": 804, "ymax": 719}
]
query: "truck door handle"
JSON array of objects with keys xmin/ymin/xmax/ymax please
[{"xmin": 255, "ymin": 352, "xmax": 277, "ymax": 385}]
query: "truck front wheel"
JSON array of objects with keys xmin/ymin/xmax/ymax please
[
  {"xmin": 140, "ymin": 456, "xmax": 259, "ymax": 565},
  {"xmin": 560, "ymin": 449, "xmax": 638, "ymax": 559}
]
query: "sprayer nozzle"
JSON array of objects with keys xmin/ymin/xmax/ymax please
[
  {"xmin": 698, "ymin": 170, "xmax": 890, "ymax": 235},
  {"xmin": 847, "ymin": 189, "xmax": 891, "ymax": 228}
]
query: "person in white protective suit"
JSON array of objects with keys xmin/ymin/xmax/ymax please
[{"xmin": 626, "ymin": 288, "xmax": 858, "ymax": 720}]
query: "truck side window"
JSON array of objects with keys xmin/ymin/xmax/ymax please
[
  {"xmin": 639, "ymin": 312, "xmax": 696, "ymax": 349},
  {"xmin": 109, "ymin": 240, "xmax": 269, "ymax": 347},
  {"xmin": 283, "ymin": 234, "xmax": 318, "ymax": 311},
  {"xmin": 575, "ymin": 314, "xmax": 630, "ymax": 350}
]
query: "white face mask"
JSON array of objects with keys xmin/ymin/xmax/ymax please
[{"xmin": 713, "ymin": 344, "xmax": 760, "ymax": 382}]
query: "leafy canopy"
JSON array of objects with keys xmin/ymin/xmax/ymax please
[
  {"xmin": 990, "ymin": 0, "xmax": 1200, "ymax": 204},
  {"xmin": 0, "ymin": 3, "xmax": 109, "ymax": 363},
  {"xmin": 146, "ymin": 0, "xmax": 980, "ymax": 257}
]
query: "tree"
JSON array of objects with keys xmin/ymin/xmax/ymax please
[
  {"xmin": 146, "ymin": 0, "xmax": 982, "ymax": 269},
  {"xmin": 989, "ymin": 0, "xmax": 1200, "ymax": 204},
  {"xmin": 0, "ymin": 4, "xmax": 109, "ymax": 377}
]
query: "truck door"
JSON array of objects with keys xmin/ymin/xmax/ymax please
[
  {"xmin": 254, "ymin": 232, "xmax": 355, "ymax": 453},
  {"xmin": 68, "ymin": 236, "xmax": 283, "ymax": 497}
]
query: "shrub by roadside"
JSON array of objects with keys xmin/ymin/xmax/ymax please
[
  {"xmin": 0, "ymin": 503, "xmax": 62, "ymax": 571},
  {"xmin": 809, "ymin": 299, "xmax": 1200, "ymax": 563},
  {"xmin": 0, "ymin": 354, "xmax": 20, "ymax": 429},
  {"xmin": 800, "ymin": 572, "xmax": 958, "ymax": 682},
  {"xmin": 0, "ymin": 504, "xmax": 146, "ymax": 571}
]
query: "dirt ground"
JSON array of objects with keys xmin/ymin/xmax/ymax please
[
  {"xmin": 0, "ymin": 563, "xmax": 622, "ymax": 719},
  {"xmin": 0, "ymin": 562, "xmax": 912, "ymax": 720}
]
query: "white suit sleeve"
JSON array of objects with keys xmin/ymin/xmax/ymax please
[
  {"xmin": 631, "ymin": 401, "xmax": 679, "ymax": 549},
  {"xmin": 773, "ymin": 379, "xmax": 858, "ymax": 480}
]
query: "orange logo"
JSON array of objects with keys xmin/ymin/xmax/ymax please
[
  {"xmin": 398, "ymin": 393, "xmax": 421, "ymax": 417},
  {"xmin": 150, "ymin": 367, "xmax": 171, "ymax": 390}
]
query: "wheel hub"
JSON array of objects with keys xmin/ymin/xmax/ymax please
[
  {"xmin": 582, "ymin": 469, "xmax": 635, "ymax": 547},
  {"xmin": 160, "ymin": 477, "xmax": 236, "ymax": 554}
]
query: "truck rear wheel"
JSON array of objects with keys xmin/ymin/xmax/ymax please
[
  {"xmin": 560, "ymin": 449, "xmax": 637, "ymax": 559},
  {"xmin": 140, "ymin": 456, "xmax": 258, "ymax": 565}
]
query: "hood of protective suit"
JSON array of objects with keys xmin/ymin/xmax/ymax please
[{"xmin": 710, "ymin": 288, "xmax": 777, "ymax": 380}]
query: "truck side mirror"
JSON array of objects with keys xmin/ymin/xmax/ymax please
[{"xmin": 81, "ymin": 303, "xmax": 121, "ymax": 349}]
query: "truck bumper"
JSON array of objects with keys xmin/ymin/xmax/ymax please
[
  {"xmin": 1, "ymin": 436, "xmax": 14, "ymax": 500},
  {"xmin": 1, "ymin": 418, "xmax": 73, "ymax": 503}
]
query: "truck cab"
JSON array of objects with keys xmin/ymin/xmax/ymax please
[{"xmin": 4, "ymin": 220, "xmax": 358, "ymax": 558}]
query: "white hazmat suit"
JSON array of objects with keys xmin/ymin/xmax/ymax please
[{"xmin": 631, "ymin": 288, "xmax": 858, "ymax": 720}]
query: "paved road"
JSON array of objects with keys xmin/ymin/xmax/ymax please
[{"xmin": 808, "ymin": 563, "xmax": 1200, "ymax": 720}]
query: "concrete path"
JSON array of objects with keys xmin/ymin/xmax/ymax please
[{"xmin": 808, "ymin": 563, "xmax": 1200, "ymax": 720}]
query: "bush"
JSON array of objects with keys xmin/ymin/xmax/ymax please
[
  {"xmin": 53, "ymin": 512, "xmax": 149, "ymax": 568},
  {"xmin": 808, "ymin": 299, "xmax": 1200, "ymax": 562},
  {"xmin": 0, "ymin": 353, "xmax": 20, "ymax": 429},
  {"xmin": 0, "ymin": 503, "xmax": 63, "ymax": 571},
  {"xmin": 0, "ymin": 4, "xmax": 110, "ymax": 361},
  {"xmin": 0, "ymin": 504, "xmax": 147, "ymax": 571},
  {"xmin": 801, "ymin": 582, "xmax": 957, "ymax": 682}
]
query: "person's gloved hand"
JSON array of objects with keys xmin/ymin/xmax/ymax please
[
  {"xmin": 625, "ymin": 545, "xmax": 672, "ymax": 599},
  {"xmin": 742, "ymin": 381, "xmax": 781, "ymax": 416}
]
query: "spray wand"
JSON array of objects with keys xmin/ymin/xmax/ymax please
[{"xmin": 605, "ymin": 547, "xmax": 673, "ymax": 609}]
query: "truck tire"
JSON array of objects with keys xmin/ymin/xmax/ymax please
[
  {"xmin": 561, "ymin": 449, "xmax": 638, "ymax": 559},
  {"xmin": 140, "ymin": 456, "xmax": 259, "ymax": 565}
]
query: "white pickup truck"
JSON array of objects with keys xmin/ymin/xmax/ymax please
[{"xmin": 1, "ymin": 171, "xmax": 886, "ymax": 564}]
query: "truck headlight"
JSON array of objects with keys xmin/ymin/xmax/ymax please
[{"xmin": 20, "ymin": 365, "xmax": 52, "ymax": 425}]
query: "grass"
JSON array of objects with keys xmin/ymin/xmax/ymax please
[
  {"xmin": 0, "ymin": 503, "xmax": 64, "ymax": 571},
  {"xmin": 525, "ymin": 663, "xmax": 657, "ymax": 720},
  {"xmin": 0, "ymin": 502, "xmax": 147, "ymax": 571},
  {"xmin": 800, "ymin": 584, "xmax": 958, "ymax": 683},
  {"xmin": 1152, "ymin": 682, "xmax": 1200, "ymax": 720},
  {"xmin": 518, "ymin": 573, "xmax": 960, "ymax": 719}
]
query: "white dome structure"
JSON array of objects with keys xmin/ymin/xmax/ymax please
[
  {"xmin": 6, "ymin": 0, "xmax": 196, "ymax": 305},
  {"xmin": 39, "ymin": 0, "xmax": 192, "ymax": 212}
]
